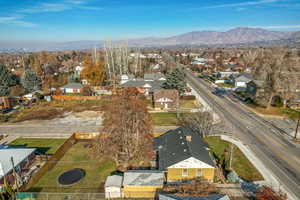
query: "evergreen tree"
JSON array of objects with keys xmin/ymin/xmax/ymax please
[
  {"xmin": 163, "ymin": 67, "xmax": 186, "ymax": 95},
  {"xmin": 0, "ymin": 64, "xmax": 17, "ymax": 96},
  {"xmin": 21, "ymin": 70, "xmax": 42, "ymax": 93}
]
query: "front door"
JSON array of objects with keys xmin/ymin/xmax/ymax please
[{"xmin": 164, "ymin": 103, "xmax": 168, "ymax": 109}]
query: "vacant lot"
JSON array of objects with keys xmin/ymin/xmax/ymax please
[
  {"xmin": 7, "ymin": 100, "xmax": 108, "ymax": 123},
  {"xmin": 9, "ymin": 138, "xmax": 66, "ymax": 155},
  {"xmin": 29, "ymin": 141, "xmax": 116, "ymax": 193},
  {"xmin": 204, "ymin": 136, "xmax": 263, "ymax": 182}
]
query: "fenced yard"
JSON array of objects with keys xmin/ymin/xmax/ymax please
[{"xmin": 28, "ymin": 141, "xmax": 116, "ymax": 193}]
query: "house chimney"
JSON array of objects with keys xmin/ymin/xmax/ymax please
[{"xmin": 186, "ymin": 135, "xmax": 192, "ymax": 142}]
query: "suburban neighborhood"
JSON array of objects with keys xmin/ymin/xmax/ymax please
[{"xmin": 0, "ymin": 1, "xmax": 300, "ymax": 199}]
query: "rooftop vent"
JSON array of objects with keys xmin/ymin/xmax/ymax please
[{"xmin": 186, "ymin": 135, "xmax": 192, "ymax": 142}]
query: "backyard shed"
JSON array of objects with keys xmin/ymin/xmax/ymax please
[
  {"xmin": 105, "ymin": 175, "xmax": 123, "ymax": 198},
  {"xmin": 123, "ymin": 170, "xmax": 164, "ymax": 198}
]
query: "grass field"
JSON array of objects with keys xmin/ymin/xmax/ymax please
[
  {"xmin": 180, "ymin": 99, "xmax": 201, "ymax": 109},
  {"xmin": 29, "ymin": 141, "xmax": 116, "ymax": 193},
  {"xmin": 248, "ymin": 104, "xmax": 300, "ymax": 120},
  {"xmin": 204, "ymin": 136, "xmax": 263, "ymax": 182},
  {"xmin": 9, "ymin": 138, "xmax": 66, "ymax": 155},
  {"xmin": 150, "ymin": 112, "xmax": 179, "ymax": 126}
]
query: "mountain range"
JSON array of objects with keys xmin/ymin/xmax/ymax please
[{"xmin": 1, "ymin": 27, "xmax": 299, "ymax": 52}]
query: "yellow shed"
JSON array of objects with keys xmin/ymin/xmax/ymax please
[{"xmin": 122, "ymin": 170, "xmax": 164, "ymax": 198}]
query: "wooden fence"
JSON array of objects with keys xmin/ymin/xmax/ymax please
[{"xmin": 52, "ymin": 96, "xmax": 103, "ymax": 101}]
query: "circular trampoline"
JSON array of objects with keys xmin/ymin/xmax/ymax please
[{"xmin": 58, "ymin": 168, "xmax": 86, "ymax": 185}]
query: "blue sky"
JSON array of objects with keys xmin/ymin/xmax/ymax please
[{"xmin": 0, "ymin": 0, "xmax": 300, "ymax": 42}]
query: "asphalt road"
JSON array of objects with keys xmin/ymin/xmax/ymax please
[{"xmin": 186, "ymin": 70, "xmax": 300, "ymax": 200}]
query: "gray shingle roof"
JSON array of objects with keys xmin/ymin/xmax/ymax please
[
  {"xmin": 105, "ymin": 175, "xmax": 123, "ymax": 187},
  {"xmin": 0, "ymin": 146, "xmax": 36, "ymax": 179},
  {"xmin": 60, "ymin": 82, "xmax": 84, "ymax": 89},
  {"xmin": 121, "ymin": 80, "xmax": 165, "ymax": 92},
  {"xmin": 154, "ymin": 127, "xmax": 214, "ymax": 171},
  {"xmin": 123, "ymin": 170, "xmax": 164, "ymax": 186},
  {"xmin": 159, "ymin": 194, "xmax": 230, "ymax": 200},
  {"xmin": 144, "ymin": 73, "xmax": 166, "ymax": 80},
  {"xmin": 235, "ymin": 73, "xmax": 253, "ymax": 83}
]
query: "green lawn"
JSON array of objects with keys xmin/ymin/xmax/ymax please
[
  {"xmin": 151, "ymin": 112, "xmax": 179, "ymax": 126},
  {"xmin": 216, "ymin": 82, "xmax": 234, "ymax": 88},
  {"xmin": 29, "ymin": 141, "xmax": 116, "ymax": 193},
  {"xmin": 9, "ymin": 138, "xmax": 66, "ymax": 155},
  {"xmin": 204, "ymin": 136, "xmax": 263, "ymax": 182},
  {"xmin": 180, "ymin": 99, "xmax": 201, "ymax": 109}
]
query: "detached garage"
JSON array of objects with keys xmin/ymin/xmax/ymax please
[
  {"xmin": 123, "ymin": 170, "xmax": 164, "ymax": 198},
  {"xmin": 105, "ymin": 175, "xmax": 123, "ymax": 198}
]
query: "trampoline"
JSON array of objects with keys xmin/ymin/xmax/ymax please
[{"xmin": 58, "ymin": 168, "xmax": 86, "ymax": 185}]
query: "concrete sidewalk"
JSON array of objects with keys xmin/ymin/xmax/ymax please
[{"xmin": 219, "ymin": 135, "xmax": 297, "ymax": 200}]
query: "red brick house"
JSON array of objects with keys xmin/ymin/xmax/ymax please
[{"xmin": 153, "ymin": 89, "xmax": 179, "ymax": 110}]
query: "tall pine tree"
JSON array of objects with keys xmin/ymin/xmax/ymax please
[
  {"xmin": 21, "ymin": 70, "xmax": 42, "ymax": 93},
  {"xmin": 0, "ymin": 64, "xmax": 18, "ymax": 96},
  {"xmin": 163, "ymin": 67, "xmax": 186, "ymax": 95}
]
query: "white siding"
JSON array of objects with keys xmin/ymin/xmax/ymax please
[
  {"xmin": 105, "ymin": 187, "xmax": 122, "ymax": 198},
  {"xmin": 168, "ymin": 157, "xmax": 214, "ymax": 169}
]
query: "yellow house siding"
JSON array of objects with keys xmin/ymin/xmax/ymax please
[
  {"xmin": 167, "ymin": 168, "xmax": 215, "ymax": 182},
  {"xmin": 123, "ymin": 185, "xmax": 163, "ymax": 198}
]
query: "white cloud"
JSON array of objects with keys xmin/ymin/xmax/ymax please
[
  {"xmin": 205, "ymin": 0, "xmax": 280, "ymax": 8},
  {"xmin": 0, "ymin": 15, "xmax": 36, "ymax": 27},
  {"xmin": 0, "ymin": 0, "xmax": 99, "ymax": 27},
  {"xmin": 19, "ymin": 0, "xmax": 98, "ymax": 13}
]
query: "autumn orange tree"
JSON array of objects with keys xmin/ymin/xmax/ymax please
[
  {"xmin": 92, "ymin": 88, "xmax": 153, "ymax": 167},
  {"xmin": 81, "ymin": 56, "xmax": 106, "ymax": 86},
  {"xmin": 256, "ymin": 186, "xmax": 287, "ymax": 200}
]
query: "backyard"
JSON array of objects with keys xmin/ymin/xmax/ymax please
[
  {"xmin": 204, "ymin": 136, "xmax": 263, "ymax": 182},
  {"xmin": 29, "ymin": 141, "xmax": 116, "ymax": 193},
  {"xmin": 9, "ymin": 138, "xmax": 66, "ymax": 155}
]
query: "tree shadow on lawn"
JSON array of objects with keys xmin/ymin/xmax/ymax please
[{"xmin": 8, "ymin": 144, "xmax": 51, "ymax": 155}]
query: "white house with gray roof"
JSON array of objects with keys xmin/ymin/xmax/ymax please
[{"xmin": 60, "ymin": 82, "xmax": 84, "ymax": 94}]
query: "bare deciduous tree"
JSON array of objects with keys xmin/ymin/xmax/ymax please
[
  {"xmin": 179, "ymin": 111, "xmax": 213, "ymax": 138},
  {"xmin": 92, "ymin": 88, "xmax": 153, "ymax": 167}
]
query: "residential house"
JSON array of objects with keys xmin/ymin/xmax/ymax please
[
  {"xmin": 159, "ymin": 194, "xmax": 230, "ymax": 200},
  {"xmin": 215, "ymin": 72, "xmax": 239, "ymax": 79},
  {"xmin": 121, "ymin": 79, "xmax": 165, "ymax": 95},
  {"xmin": 234, "ymin": 73, "xmax": 253, "ymax": 88},
  {"xmin": 154, "ymin": 127, "xmax": 215, "ymax": 183},
  {"xmin": 153, "ymin": 90, "xmax": 179, "ymax": 110},
  {"xmin": 120, "ymin": 74, "xmax": 135, "ymax": 84},
  {"xmin": 60, "ymin": 82, "xmax": 84, "ymax": 94},
  {"xmin": 105, "ymin": 175, "xmax": 123, "ymax": 198},
  {"xmin": 0, "ymin": 146, "xmax": 36, "ymax": 187},
  {"xmin": 144, "ymin": 73, "xmax": 166, "ymax": 81},
  {"xmin": 122, "ymin": 170, "xmax": 164, "ymax": 198}
]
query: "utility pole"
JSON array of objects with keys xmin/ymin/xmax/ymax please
[
  {"xmin": 11, "ymin": 157, "xmax": 19, "ymax": 193},
  {"xmin": 229, "ymin": 124, "xmax": 235, "ymax": 170},
  {"xmin": 295, "ymin": 111, "xmax": 300, "ymax": 139}
]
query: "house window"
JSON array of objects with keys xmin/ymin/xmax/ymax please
[
  {"xmin": 182, "ymin": 169, "xmax": 188, "ymax": 177},
  {"xmin": 196, "ymin": 169, "xmax": 203, "ymax": 177}
]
